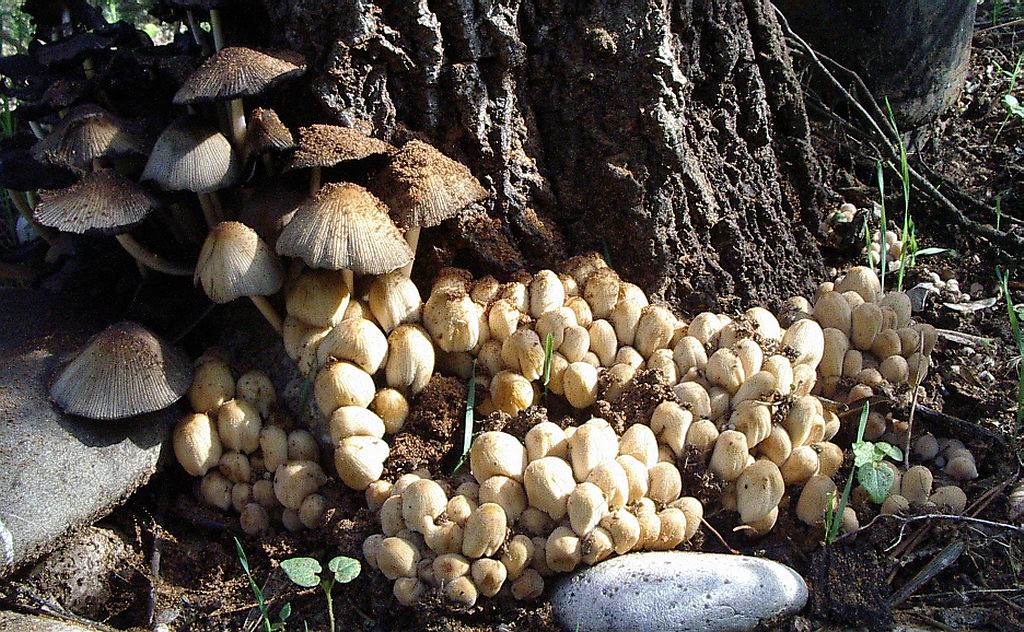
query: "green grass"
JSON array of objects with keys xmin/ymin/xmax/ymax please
[
  {"xmin": 875, "ymin": 161, "xmax": 889, "ymax": 291},
  {"xmin": 995, "ymin": 51, "xmax": 1024, "ymax": 143},
  {"xmin": 883, "ymin": 98, "xmax": 914, "ymax": 292},
  {"xmin": 451, "ymin": 362, "xmax": 477, "ymax": 475},
  {"xmin": 234, "ymin": 537, "xmax": 291, "ymax": 632},
  {"xmin": 997, "ymin": 268, "xmax": 1024, "ymax": 462},
  {"xmin": 542, "ymin": 332, "xmax": 554, "ymax": 397},
  {"xmin": 824, "ymin": 403, "xmax": 871, "ymax": 544}
]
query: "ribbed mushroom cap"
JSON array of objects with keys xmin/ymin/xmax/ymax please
[
  {"xmin": 285, "ymin": 124, "xmax": 393, "ymax": 170},
  {"xmin": 50, "ymin": 321, "xmax": 192, "ymax": 420},
  {"xmin": 173, "ymin": 47, "xmax": 306, "ymax": 104},
  {"xmin": 275, "ymin": 182, "xmax": 413, "ymax": 275},
  {"xmin": 34, "ymin": 169, "xmax": 158, "ymax": 236},
  {"xmin": 142, "ymin": 116, "xmax": 239, "ymax": 193},
  {"xmin": 196, "ymin": 221, "xmax": 285, "ymax": 303},
  {"xmin": 242, "ymin": 107, "xmax": 295, "ymax": 163},
  {"xmin": 372, "ymin": 139, "xmax": 488, "ymax": 228},
  {"xmin": 31, "ymin": 105, "xmax": 150, "ymax": 170}
]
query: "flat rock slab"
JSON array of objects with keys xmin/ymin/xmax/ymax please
[
  {"xmin": 0, "ymin": 611, "xmax": 97, "ymax": 631},
  {"xmin": 552, "ymin": 552, "xmax": 808, "ymax": 632},
  {"xmin": 0, "ymin": 288, "xmax": 177, "ymax": 576}
]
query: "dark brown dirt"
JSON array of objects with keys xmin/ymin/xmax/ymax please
[{"xmin": 595, "ymin": 368, "xmax": 680, "ymax": 434}]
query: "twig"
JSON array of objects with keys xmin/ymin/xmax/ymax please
[
  {"xmin": 699, "ymin": 517, "xmax": 740, "ymax": 555},
  {"xmin": 994, "ymin": 593, "xmax": 1024, "ymax": 615},
  {"xmin": 5, "ymin": 586, "xmax": 119, "ymax": 631},
  {"xmin": 840, "ymin": 511, "xmax": 1024, "ymax": 545},
  {"xmin": 890, "ymin": 539, "xmax": 966, "ymax": 605}
]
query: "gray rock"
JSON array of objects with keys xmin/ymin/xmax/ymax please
[
  {"xmin": 28, "ymin": 527, "xmax": 134, "ymax": 618},
  {"xmin": 0, "ymin": 611, "xmax": 97, "ymax": 631},
  {"xmin": 0, "ymin": 288, "xmax": 178, "ymax": 577},
  {"xmin": 551, "ymin": 552, "xmax": 808, "ymax": 632}
]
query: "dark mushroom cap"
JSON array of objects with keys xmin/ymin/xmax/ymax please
[
  {"xmin": 275, "ymin": 182, "xmax": 413, "ymax": 275},
  {"xmin": 173, "ymin": 47, "xmax": 306, "ymax": 104},
  {"xmin": 285, "ymin": 124, "xmax": 393, "ymax": 170},
  {"xmin": 30, "ymin": 31, "xmax": 116, "ymax": 68},
  {"xmin": 50, "ymin": 321, "xmax": 193, "ymax": 420},
  {"xmin": 24, "ymin": 0, "xmax": 106, "ymax": 33},
  {"xmin": 32, "ymin": 104, "xmax": 150, "ymax": 170},
  {"xmin": 195, "ymin": 221, "xmax": 285, "ymax": 303},
  {"xmin": 141, "ymin": 115, "xmax": 239, "ymax": 193},
  {"xmin": 238, "ymin": 183, "xmax": 305, "ymax": 244},
  {"xmin": 242, "ymin": 107, "xmax": 295, "ymax": 163},
  {"xmin": 34, "ymin": 169, "xmax": 159, "ymax": 236},
  {"xmin": 0, "ymin": 134, "xmax": 77, "ymax": 191},
  {"xmin": 372, "ymin": 139, "xmax": 488, "ymax": 229}
]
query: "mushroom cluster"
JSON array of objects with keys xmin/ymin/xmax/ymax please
[
  {"xmin": 362, "ymin": 421, "xmax": 705, "ymax": 607},
  {"xmin": 172, "ymin": 352, "xmax": 330, "ymax": 535}
]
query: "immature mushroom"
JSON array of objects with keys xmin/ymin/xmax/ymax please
[
  {"xmin": 241, "ymin": 107, "xmax": 295, "ymax": 170},
  {"xmin": 195, "ymin": 221, "xmax": 286, "ymax": 332},
  {"xmin": 141, "ymin": 115, "xmax": 240, "ymax": 226},
  {"xmin": 173, "ymin": 47, "xmax": 306, "ymax": 146},
  {"xmin": 275, "ymin": 182, "xmax": 412, "ymax": 291},
  {"xmin": 372, "ymin": 139, "xmax": 488, "ymax": 278},
  {"xmin": 285, "ymin": 124, "xmax": 393, "ymax": 195},
  {"xmin": 50, "ymin": 321, "xmax": 192, "ymax": 420},
  {"xmin": 31, "ymin": 104, "xmax": 150, "ymax": 171},
  {"xmin": 34, "ymin": 169, "xmax": 194, "ymax": 275}
]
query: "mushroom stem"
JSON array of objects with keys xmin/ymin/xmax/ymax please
[
  {"xmin": 209, "ymin": 9, "xmax": 225, "ymax": 52},
  {"xmin": 209, "ymin": 191, "xmax": 228, "ymax": 221},
  {"xmin": 8, "ymin": 189, "xmax": 61, "ymax": 247},
  {"xmin": 28, "ymin": 121, "xmax": 46, "ymax": 140},
  {"xmin": 115, "ymin": 234, "xmax": 194, "ymax": 276},
  {"xmin": 248, "ymin": 295, "xmax": 283, "ymax": 334},
  {"xmin": 196, "ymin": 193, "xmax": 222, "ymax": 227},
  {"xmin": 185, "ymin": 10, "xmax": 211, "ymax": 55},
  {"xmin": 399, "ymin": 226, "xmax": 420, "ymax": 278},
  {"xmin": 342, "ymin": 269, "xmax": 354, "ymax": 293},
  {"xmin": 228, "ymin": 98, "xmax": 246, "ymax": 147},
  {"xmin": 82, "ymin": 57, "xmax": 95, "ymax": 79},
  {"xmin": 309, "ymin": 166, "xmax": 321, "ymax": 195}
]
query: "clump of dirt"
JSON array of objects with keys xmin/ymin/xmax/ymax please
[
  {"xmin": 676, "ymin": 445, "xmax": 726, "ymax": 506},
  {"xmin": 405, "ymin": 375, "xmax": 466, "ymax": 442},
  {"xmin": 808, "ymin": 545, "xmax": 894, "ymax": 628},
  {"xmin": 480, "ymin": 405, "xmax": 551, "ymax": 440},
  {"xmin": 383, "ymin": 432, "xmax": 451, "ymax": 479},
  {"xmin": 595, "ymin": 369, "xmax": 679, "ymax": 433}
]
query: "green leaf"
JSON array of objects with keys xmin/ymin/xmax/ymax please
[
  {"xmin": 328, "ymin": 556, "xmax": 361, "ymax": 583},
  {"xmin": 234, "ymin": 537, "xmax": 251, "ymax": 574},
  {"xmin": 280, "ymin": 557, "xmax": 322, "ymax": 588},
  {"xmin": 1004, "ymin": 94, "xmax": 1020, "ymax": 108},
  {"xmin": 857, "ymin": 462, "xmax": 894, "ymax": 504},
  {"xmin": 852, "ymin": 441, "xmax": 876, "ymax": 468},
  {"xmin": 542, "ymin": 333, "xmax": 554, "ymax": 392},
  {"xmin": 279, "ymin": 603, "xmax": 292, "ymax": 622},
  {"xmin": 914, "ymin": 247, "xmax": 953, "ymax": 257},
  {"xmin": 875, "ymin": 442, "xmax": 903, "ymax": 462}
]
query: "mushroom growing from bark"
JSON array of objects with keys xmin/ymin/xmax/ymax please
[
  {"xmin": 285, "ymin": 123, "xmax": 393, "ymax": 195},
  {"xmin": 50, "ymin": 321, "xmax": 192, "ymax": 419},
  {"xmin": 195, "ymin": 221, "xmax": 286, "ymax": 332},
  {"xmin": 372, "ymin": 139, "xmax": 488, "ymax": 277}
]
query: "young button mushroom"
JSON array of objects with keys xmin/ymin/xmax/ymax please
[
  {"xmin": 195, "ymin": 222, "xmax": 285, "ymax": 333},
  {"xmin": 173, "ymin": 413, "xmax": 222, "ymax": 476},
  {"xmin": 276, "ymin": 183, "xmax": 413, "ymax": 292},
  {"xmin": 470, "ymin": 431, "xmax": 527, "ymax": 483},
  {"xmin": 316, "ymin": 317, "xmax": 388, "ymax": 374},
  {"xmin": 462, "ymin": 503, "xmax": 507, "ymax": 559},
  {"xmin": 334, "ymin": 436, "xmax": 389, "ymax": 490},
  {"xmin": 50, "ymin": 321, "xmax": 192, "ymax": 420},
  {"xmin": 384, "ymin": 324, "xmax": 435, "ymax": 396},
  {"xmin": 372, "ymin": 139, "xmax": 489, "ymax": 278},
  {"xmin": 273, "ymin": 460, "xmax": 327, "ymax": 510},
  {"xmin": 368, "ymin": 271, "xmax": 422, "ymax": 334}
]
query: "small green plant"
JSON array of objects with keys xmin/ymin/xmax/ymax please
[
  {"xmin": 234, "ymin": 537, "xmax": 292, "ymax": 632},
  {"xmin": 280, "ymin": 555, "xmax": 361, "ymax": 632},
  {"xmin": 997, "ymin": 268, "xmax": 1024, "ymax": 461},
  {"xmin": 452, "ymin": 361, "xmax": 477, "ymax": 474},
  {"xmin": 996, "ymin": 194, "xmax": 1005, "ymax": 232},
  {"xmin": 995, "ymin": 51, "xmax": 1024, "ymax": 143},
  {"xmin": 875, "ymin": 160, "xmax": 889, "ymax": 291},
  {"xmin": 542, "ymin": 332, "xmax": 554, "ymax": 397},
  {"xmin": 883, "ymin": 98, "xmax": 914, "ymax": 291}
]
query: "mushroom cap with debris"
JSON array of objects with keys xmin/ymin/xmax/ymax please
[
  {"xmin": 142, "ymin": 115, "xmax": 239, "ymax": 193},
  {"xmin": 50, "ymin": 321, "xmax": 193, "ymax": 420},
  {"xmin": 275, "ymin": 182, "xmax": 413, "ymax": 275},
  {"xmin": 172, "ymin": 47, "xmax": 306, "ymax": 104},
  {"xmin": 372, "ymin": 139, "xmax": 488, "ymax": 229},
  {"xmin": 242, "ymin": 107, "xmax": 295, "ymax": 164},
  {"xmin": 285, "ymin": 124, "xmax": 393, "ymax": 171},
  {"xmin": 34, "ymin": 169, "xmax": 159, "ymax": 236},
  {"xmin": 31, "ymin": 104, "xmax": 150, "ymax": 171},
  {"xmin": 196, "ymin": 221, "xmax": 285, "ymax": 303}
]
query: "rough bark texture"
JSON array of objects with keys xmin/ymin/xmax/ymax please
[{"xmin": 237, "ymin": 0, "xmax": 826, "ymax": 312}]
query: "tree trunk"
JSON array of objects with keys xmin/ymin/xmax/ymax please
[{"xmin": 240, "ymin": 0, "xmax": 826, "ymax": 312}]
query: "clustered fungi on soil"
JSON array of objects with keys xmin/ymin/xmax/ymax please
[{"xmin": 162, "ymin": 254, "xmax": 977, "ymax": 610}]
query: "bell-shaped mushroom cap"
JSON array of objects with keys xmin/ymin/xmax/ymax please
[
  {"xmin": 196, "ymin": 221, "xmax": 285, "ymax": 303},
  {"xmin": 50, "ymin": 321, "xmax": 192, "ymax": 420},
  {"xmin": 242, "ymin": 107, "xmax": 295, "ymax": 163},
  {"xmin": 34, "ymin": 169, "xmax": 158, "ymax": 236},
  {"xmin": 172, "ymin": 47, "xmax": 306, "ymax": 104},
  {"xmin": 32, "ymin": 104, "xmax": 150, "ymax": 170},
  {"xmin": 0, "ymin": 133, "xmax": 76, "ymax": 191},
  {"xmin": 275, "ymin": 182, "xmax": 413, "ymax": 274},
  {"xmin": 373, "ymin": 139, "xmax": 488, "ymax": 229},
  {"xmin": 142, "ymin": 115, "xmax": 239, "ymax": 193},
  {"xmin": 285, "ymin": 124, "xmax": 393, "ymax": 170}
]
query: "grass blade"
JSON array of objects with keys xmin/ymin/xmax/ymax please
[
  {"xmin": 542, "ymin": 332, "xmax": 554, "ymax": 397},
  {"xmin": 452, "ymin": 362, "xmax": 477, "ymax": 474}
]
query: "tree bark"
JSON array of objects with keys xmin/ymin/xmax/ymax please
[{"xmin": 241, "ymin": 0, "xmax": 826, "ymax": 312}]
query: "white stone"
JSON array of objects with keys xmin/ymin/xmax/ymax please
[{"xmin": 552, "ymin": 552, "xmax": 808, "ymax": 632}]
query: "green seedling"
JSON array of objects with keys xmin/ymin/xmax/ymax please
[
  {"xmin": 883, "ymin": 98, "xmax": 914, "ymax": 291},
  {"xmin": 875, "ymin": 160, "xmax": 888, "ymax": 291},
  {"xmin": 996, "ymin": 52, "xmax": 1024, "ymax": 143},
  {"xmin": 280, "ymin": 556, "xmax": 361, "ymax": 632},
  {"xmin": 234, "ymin": 537, "xmax": 292, "ymax": 632},
  {"xmin": 451, "ymin": 361, "xmax": 477, "ymax": 475},
  {"xmin": 996, "ymin": 194, "xmax": 1004, "ymax": 232},
  {"xmin": 542, "ymin": 332, "xmax": 554, "ymax": 397}
]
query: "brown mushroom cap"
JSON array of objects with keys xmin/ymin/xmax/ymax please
[
  {"xmin": 285, "ymin": 124, "xmax": 393, "ymax": 170},
  {"xmin": 195, "ymin": 221, "xmax": 285, "ymax": 303},
  {"xmin": 372, "ymin": 139, "xmax": 488, "ymax": 228},
  {"xmin": 50, "ymin": 321, "xmax": 192, "ymax": 420},
  {"xmin": 141, "ymin": 115, "xmax": 239, "ymax": 193},
  {"xmin": 172, "ymin": 47, "xmax": 306, "ymax": 104},
  {"xmin": 31, "ymin": 104, "xmax": 149, "ymax": 170},
  {"xmin": 275, "ymin": 182, "xmax": 413, "ymax": 275},
  {"xmin": 242, "ymin": 107, "xmax": 295, "ymax": 163},
  {"xmin": 34, "ymin": 169, "xmax": 158, "ymax": 236}
]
